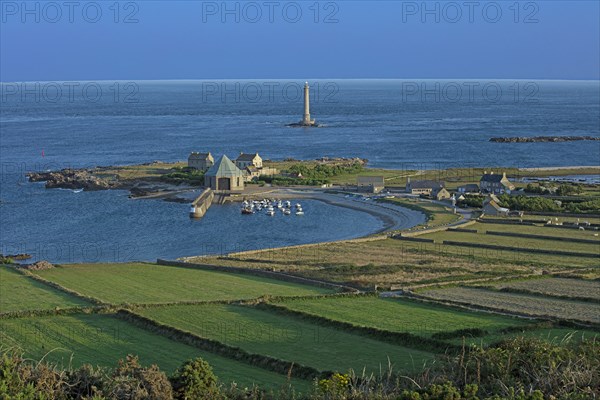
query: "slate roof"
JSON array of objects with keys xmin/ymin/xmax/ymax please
[
  {"xmin": 189, "ymin": 152, "xmax": 212, "ymax": 159},
  {"xmin": 205, "ymin": 155, "xmax": 244, "ymax": 177},
  {"xmin": 481, "ymin": 174, "xmax": 504, "ymax": 183},
  {"xmin": 357, "ymin": 176, "xmax": 385, "ymax": 185},
  {"xmin": 236, "ymin": 153, "xmax": 259, "ymax": 161},
  {"xmin": 410, "ymin": 180, "xmax": 445, "ymax": 189}
]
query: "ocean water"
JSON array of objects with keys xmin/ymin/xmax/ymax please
[{"xmin": 1, "ymin": 80, "xmax": 599, "ymax": 262}]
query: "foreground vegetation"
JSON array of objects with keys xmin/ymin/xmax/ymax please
[{"xmin": 2, "ymin": 336, "xmax": 599, "ymax": 399}]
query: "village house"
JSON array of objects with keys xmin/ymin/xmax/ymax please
[
  {"xmin": 482, "ymin": 194, "xmax": 509, "ymax": 216},
  {"xmin": 457, "ymin": 183, "xmax": 480, "ymax": 194},
  {"xmin": 204, "ymin": 155, "xmax": 245, "ymax": 192},
  {"xmin": 357, "ymin": 176, "xmax": 385, "ymax": 193},
  {"xmin": 433, "ymin": 187, "xmax": 451, "ymax": 201},
  {"xmin": 480, "ymin": 172, "xmax": 515, "ymax": 194},
  {"xmin": 235, "ymin": 153, "xmax": 263, "ymax": 169},
  {"xmin": 188, "ymin": 152, "xmax": 214, "ymax": 171},
  {"xmin": 406, "ymin": 178, "xmax": 445, "ymax": 196}
]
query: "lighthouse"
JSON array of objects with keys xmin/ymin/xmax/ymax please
[
  {"xmin": 302, "ymin": 82, "xmax": 315, "ymax": 126},
  {"xmin": 288, "ymin": 81, "xmax": 318, "ymax": 127}
]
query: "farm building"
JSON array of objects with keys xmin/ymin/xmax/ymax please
[
  {"xmin": 480, "ymin": 172, "xmax": 515, "ymax": 194},
  {"xmin": 406, "ymin": 179, "xmax": 445, "ymax": 195},
  {"xmin": 204, "ymin": 155, "xmax": 245, "ymax": 192},
  {"xmin": 188, "ymin": 152, "xmax": 214, "ymax": 171},
  {"xmin": 235, "ymin": 153, "xmax": 263, "ymax": 169},
  {"xmin": 357, "ymin": 176, "xmax": 385, "ymax": 193}
]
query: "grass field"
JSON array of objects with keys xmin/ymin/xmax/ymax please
[
  {"xmin": 449, "ymin": 327, "xmax": 600, "ymax": 348},
  {"xmin": 34, "ymin": 263, "xmax": 333, "ymax": 304},
  {"xmin": 382, "ymin": 198, "xmax": 462, "ymax": 229},
  {"xmin": 474, "ymin": 222, "xmax": 600, "ymax": 240},
  {"xmin": 0, "ymin": 266, "xmax": 89, "ymax": 313},
  {"xmin": 420, "ymin": 287, "xmax": 600, "ymax": 324},
  {"xmin": 275, "ymin": 296, "xmax": 527, "ymax": 337},
  {"xmin": 0, "ymin": 313, "xmax": 309, "ymax": 389},
  {"xmin": 138, "ymin": 304, "xmax": 435, "ymax": 373},
  {"xmin": 422, "ymin": 230, "xmax": 600, "ymax": 254},
  {"xmin": 485, "ymin": 277, "xmax": 600, "ymax": 301}
]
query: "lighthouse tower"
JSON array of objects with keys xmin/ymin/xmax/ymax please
[{"xmin": 301, "ymin": 82, "xmax": 316, "ymax": 126}]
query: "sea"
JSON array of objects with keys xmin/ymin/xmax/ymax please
[{"xmin": 1, "ymin": 79, "xmax": 599, "ymax": 263}]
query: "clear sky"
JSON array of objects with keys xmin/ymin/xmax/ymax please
[{"xmin": 1, "ymin": 0, "xmax": 599, "ymax": 81}]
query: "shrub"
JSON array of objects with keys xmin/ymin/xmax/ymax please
[
  {"xmin": 171, "ymin": 357, "xmax": 221, "ymax": 400},
  {"xmin": 105, "ymin": 355, "xmax": 173, "ymax": 400}
]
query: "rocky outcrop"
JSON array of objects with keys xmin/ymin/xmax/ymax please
[
  {"xmin": 490, "ymin": 136, "xmax": 600, "ymax": 143},
  {"xmin": 22, "ymin": 260, "xmax": 55, "ymax": 270},
  {"xmin": 27, "ymin": 169, "xmax": 121, "ymax": 191}
]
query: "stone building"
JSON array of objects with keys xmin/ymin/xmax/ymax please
[
  {"xmin": 188, "ymin": 152, "xmax": 214, "ymax": 171},
  {"xmin": 235, "ymin": 153, "xmax": 263, "ymax": 169},
  {"xmin": 357, "ymin": 176, "xmax": 385, "ymax": 193},
  {"xmin": 204, "ymin": 155, "xmax": 245, "ymax": 192},
  {"xmin": 406, "ymin": 179, "xmax": 445, "ymax": 195},
  {"xmin": 480, "ymin": 172, "xmax": 515, "ymax": 194}
]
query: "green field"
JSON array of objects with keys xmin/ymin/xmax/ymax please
[
  {"xmin": 448, "ymin": 327, "xmax": 600, "ymax": 347},
  {"xmin": 276, "ymin": 296, "xmax": 527, "ymax": 337},
  {"xmin": 420, "ymin": 287, "xmax": 600, "ymax": 324},
  {"xmin": 383, "ymin": 198, "xmax": 462, "ymax": 229},
  {"xmin": 423, "ymin": 230, "xmax": 600, "ymax": 254},
  {"xmin": 474, "ymin": 222, "xmax": 600, "ymax": 240},
  {"xmin": 0, "ymin": 266, "xmax": 89, "ymax": 313},
  {"xmin": 0, "ymin": 313, "xmax": 308, "ymax": 389},
  {"xmin": 35, "ymin": 263, "xmax": 333, "ymax": 304},
  {"xmin": 138, "ymin": 303, "xmax": 435, "ymax": 373}
]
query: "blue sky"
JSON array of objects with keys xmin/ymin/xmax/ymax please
[{"xmin": 1, "ymin": 1, "xmax": 599, "ymax": 81}]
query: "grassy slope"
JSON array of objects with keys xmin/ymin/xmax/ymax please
[
  {"xmin": 0, "ymin": 266, "xmax": 89, "ymax": 313},
  {"xmin": 0, "ymin": 313, "xmax": 309, "ymax": 389},
  {"xmin": 138, "ymin": 304, "xmax": 435, "ymax": 373},
  {"xmin": 420, "ymin": 287, "xmax": 600, "ymax": 324},
  {"xmin": 35, "ymin": 263, "xmax": 332, "ymax": 304},
  {"xmin": 276, "ymin": 297, "xmax": 527, "ymax": 337}
]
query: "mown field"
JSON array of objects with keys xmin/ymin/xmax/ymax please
[
  {"xmin": 422, "ymin": 229, "xmax": 600, "ymax": 254},
  {"xmin": 474, "ymin": 221, "xmax": 600, "ymax": 239},
  {"xmin": 35, "ymin": 263, "xmax": 332, "ymax": 304},
  {"xmin": 0, "ymin": 266, "xmax": 90, "ymax": 313},
  {"xmin": 419, "ymin": 287, "xmax": 600, "ymax": 324},
  {"xmin": 447, "ymin": 327, "xmax": 600, "ymax": 348},
  {"xmin": 137, "ymin": 303, "xmax": 435, "ymax": 373},
  {"xmin": 275, "ymin": 296, "xmax": 527, "ymax": 337},
  {"xmin": 0, "ymin": 313, "xmax": 308, "ymax": 389},
  {"xmin": 484, "ymin": 277, "xmax": 600, "ymax": 302},
  {"xmin": 381, "ymin": 198, "xmax": 462, "ymax": 229}
]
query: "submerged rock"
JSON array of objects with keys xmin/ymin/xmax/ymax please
[{"xmin": 490, "ymin": 136, "xmax": 600, "ymax": 143}]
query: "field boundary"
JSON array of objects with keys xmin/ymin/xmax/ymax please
[
  {"xmin": 116, "ymin": 309, "xmax": 327, "ymax": 380},
  {"xmin": 15, "ymin": 268, "xmax": 108, "ymax": 306},
  {"xmin": 441, "ymin": 240, "xmax": 599, "ymax": 258},
  {"xmin": 257, "ymin": 302, "xmax": 458, "ymax": 353},
  {"xmin": 484, "ymin": 230, "xmax": 600, "ymax": 244},
  {"xmin": 411, "ymin": 290, "xmax": 600, "ymax": 328},
  {"xmin": 157, "ymin": 259, "xmax": 360, "ymax": 292}
]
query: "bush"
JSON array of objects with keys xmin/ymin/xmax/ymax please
[
  {"xmin": 171, "ymin": 358, "xmax": 221, "ymax": 400},
  {"xmin": 105, "ymin": 355, "xmax": 172, "ymax": 400}
]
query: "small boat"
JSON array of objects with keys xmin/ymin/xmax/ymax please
[
  {"xmin": 73, "ymin": 188, "xmax": 84, "ymax": 193},
  {"xmin": 241, "ymin": 207, "xmax": 254, "ymax": 215},
  {"xmin": 285, "ymin": 201, "xmax": 291, "ymax": 208},
  {"xmin": 266, "ymin": 210, "xmax": 275, "ymax": 216},
  {"xmin": 296, "ymin": 206, "xmax": 303, "ymax": 212},
  {"xmin": 284, "ymin": 209, "xmax": 291, "ymax": 215},
  {"xmin": 295, "ymin": 203, "xmax": 301, "ymax": 208},
  {"xmin": 295, "ymin": 211, "xmax": 304, "ymax": 216}
]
